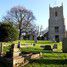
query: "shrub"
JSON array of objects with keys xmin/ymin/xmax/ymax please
[
  {"xmin": 5, "ymin": 44, "xmax": 14, "ymax": 58},
  {"xmin": 0, "ymin": 22, "xmax": 19, "ymax": 42},
  {"xmin": 43, "ymin": 45, "xmax": 52, "ymax": 51}
]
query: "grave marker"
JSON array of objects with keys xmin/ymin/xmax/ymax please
[
  {"xmin": 34, "ymin": 31, "xmax": 37, "ymax": 43},
  {"xmin": 53, "ymin": 44, "xmax": 57, "ymax": 49}
]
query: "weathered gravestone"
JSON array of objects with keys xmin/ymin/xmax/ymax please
[
  {"xmin": 25, "ymin": 43, "xmax": 28, "ymax": 47},
  {"xmin": 29, "ymin": 35, "xmax": 33, "ymax": 40},
  {"xmin": 34, "ymin": 33, "xmax": 37, "ymax": 43},
  {"xmin": 53, "ymin": 44, "xmax": 57, "ymax": 49},
  {"xmin": 33, "ymin": 31, "xmax": 37, "ymax": 43},
  {"xmin": 33, "ymin": 43, "xmax": 35, "ymax": 46},
  {"xmin": 62, "ymin": 38, "xmax": 67, "ymax": 53}
]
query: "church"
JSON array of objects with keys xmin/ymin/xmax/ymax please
[{"xmin": 48, "ymin": 4, "xmax": 65, "ymax": 42}]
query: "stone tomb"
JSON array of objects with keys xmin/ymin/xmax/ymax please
[{"xmin": 62, "ymin": 38, "xmax": 67, "ymax": 53}]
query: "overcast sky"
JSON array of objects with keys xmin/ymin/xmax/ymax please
[{"xmin": 0, "ymin": 0, "xmax": 67, "ymax": 30}]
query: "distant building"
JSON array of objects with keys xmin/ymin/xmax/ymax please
[{"xmin": 49, "ymin": 4, "xmax": 65, "ymax": 42}]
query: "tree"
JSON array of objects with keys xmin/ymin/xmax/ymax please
[
  {"xmin": 4, "ymin": 6, "xmax": 35, "ymax": 40},
  {"xmin": 0, "ymin": 22, "xmax": 19, "ymax": 42}
]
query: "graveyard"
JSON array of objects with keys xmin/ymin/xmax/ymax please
[
  {"xmin": 0, "ymin": 0, "xmax": 67, "ymax": 67},
  {"xmin": 0, "ymin": 40, "xmax": 67, "ymax": 67}
]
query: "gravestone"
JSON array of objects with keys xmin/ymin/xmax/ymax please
[
  {"xmin": 62, "ymin": 38, "xmax": 67, "ymax": 53},
  {"xmin": 53, "ymin": 44, "xmax": 57, "ymax": 49},
  {"xmin": 0, "ymin": 42, "xmax": 3, "ymax": 56},
  {"xmin": 29, "ymin": 35, "xmax": 33, "ymax": 40},
  {"xmin": 34, "ymin": 32, "xmax": 37, "ymax": 43},
  {"xmin": 33, "ymin": 43, "xmax": 35, "ymax": 46},
  {"xmin": 17, "ymin": 42, "xmax": 21, "ymax": 48},
  {"xmin": 25, "ymin": 43, "xmax": 28, "ymax": 47}
]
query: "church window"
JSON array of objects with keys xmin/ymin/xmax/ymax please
[
  {"xmin": 55, "ymin": 26, "xmax": 59, "ymax": 33},
  {"xmin": 55, "ymin": 11, "xmax": 58, "ymax": 17}
]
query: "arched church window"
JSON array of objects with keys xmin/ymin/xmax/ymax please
[
  {"xmin": 55, "ymin": 26, "xmax": 59, "ymax": 33},
  {"xmin": 55, "ymin": 11, "xmax": 58, "ymax": 17}
]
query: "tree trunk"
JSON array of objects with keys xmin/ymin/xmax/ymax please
[{"xmin": 19, "ymin": 29, "xmax": 22, "ymax": 40}]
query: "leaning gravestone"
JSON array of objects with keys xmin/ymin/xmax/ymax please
[{"xmin": 62, "ymin": 38, "xmax": 67, "ymax": 53}]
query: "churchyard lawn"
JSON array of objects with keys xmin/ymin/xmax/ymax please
[
  {"xmin": 2, "ymin": 40, "xmax": 67, "ymax": 67},
  {"xmin": 2, "ymin": 40, "xmax": 62, "ymax": 52}
]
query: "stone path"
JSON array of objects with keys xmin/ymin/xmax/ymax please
[
  {"xmin": 13, "ymin": 44, "xmax": 41, "ymax": 67},
  {"xmin": 13, "ymin": 44, "xmax": 29, "ymax": 67}
]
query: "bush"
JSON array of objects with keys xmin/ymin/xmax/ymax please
[
  {"xmin": 5, "ymin": 44, "xmax": 14, "ymax": 58},
  {"xmin": 0, "ymin": 22, "xmax": 19, "ymax": 42}
]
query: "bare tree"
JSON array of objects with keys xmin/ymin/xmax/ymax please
[{"xmin": 4, "ymin": 6, "xmax": 35, "ymax": 40}]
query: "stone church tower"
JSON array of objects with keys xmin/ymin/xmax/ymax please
[{"xmin": 49, "ymin": 4, "xmax": 65, "ymax": 42}]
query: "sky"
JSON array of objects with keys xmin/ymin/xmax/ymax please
[{"xmin": 0, "ymin": 0, "xmax": 67, "ymax": 30}]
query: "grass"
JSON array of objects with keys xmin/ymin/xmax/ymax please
[
  {"xmin": 2, "ymin": 40, "xmax": 67, "ymax": 67},
  {"xmin": 42, "ymin": 53, "xmax": 67, "ymax": 59},
  {"xmin": 20, "ymin": 47, "xmax": 53, "ymax": 54},
  {"xmin": 24, "ymin": 63, "xmax": 67, "ymax": 67},
  {"xmin": 20, "ymin": 40, "xmax": 62, "ymax": 53},
  {"xmin": 24, "ymin": 53, "xmax": 67, "ymax": 67},
  {"xmin": 2, "ymin": 40, "xmax": 62, "ymax": 53}
]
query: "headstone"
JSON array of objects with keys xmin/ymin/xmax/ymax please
[
  {"xmin": 25, "ymin": 43, "xmax": 28, "ymax": 47},
  {"xmin": 40, "ymin": 52, "xmax": 42, "ymax": 57},
  {"xmin": 62, "ymin": 38, "xmax": 67, "ymax": 53},
  {"xmin": 17, "ymin": 42, "xmax": 21, "ymax": 48},
  {"xmin": 34, "ymin": 32, "xmax": 37, "ymax": 43},
  {"xmin": 53, "ymin": 44, "xmax": 57, "ymax": 49},
  {"xmin": 29, "ymin": 35, "xmax": 33, "ymax": 40},
  {"xmin": 33, "ymin": 43, "xmax": 35, "ymax": 46}
]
